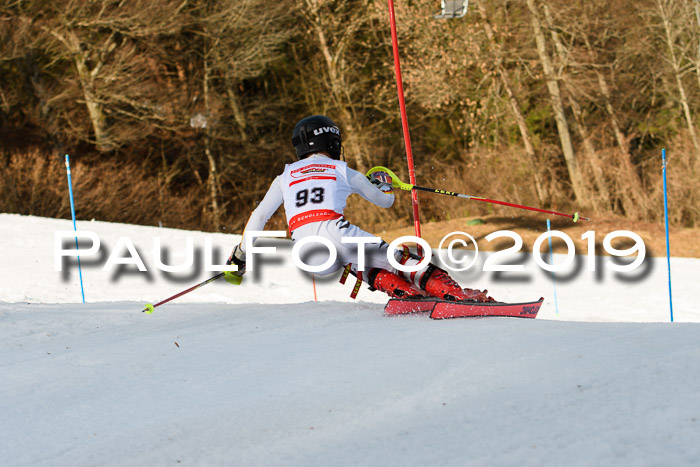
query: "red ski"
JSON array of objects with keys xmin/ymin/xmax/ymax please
[{"xmin": 384, "ymin": 297, "xmax": 543, "ymax": 319}]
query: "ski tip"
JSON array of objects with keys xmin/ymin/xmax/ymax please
[{"xmin": 143, "ymin": 303, "xmax": 155, "ymax": 314}]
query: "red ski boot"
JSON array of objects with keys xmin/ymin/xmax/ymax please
[
  {"xmin": 368, "ymin": 269, "xmax": 426, "ymax": 299},
  {"xmin": 422, "ymin": 266, "xmax": 495, "ymax": 302}
]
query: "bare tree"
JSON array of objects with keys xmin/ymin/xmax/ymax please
[
  {"xmin": 525, "ymin": 0, "xmax": 588, "ymax": 203},
  {"xmin": 572, "ymin": 1, "xmax": 647, "ymax": 215},
  {"xmin": 476, "ymin": 0, "xmax": 547, "ymax": 204},
  {"xmin": 185, "ymin": 0, "xmax": 294, "ymax": 230},
  {"xmin": 296, "ymin": 0, "xmax": 388, "ymax": 172},
  {"xmin": 205, "ymin": 0, "xmax": 293, "ymax": 140},
  {"xmin": 537, "ymin": 2, "xmax": 610, "ymax": 211},
  {"xmin": 655, "ymin": 0, "xmax": 700, "ymax": 152},
  {"xmin": 21, "ymin": 0, "xmax": 188, "ymax": 151},
  {"xmin": 0, "ymin": 5, "xmax": 32, "ymax": 120}
]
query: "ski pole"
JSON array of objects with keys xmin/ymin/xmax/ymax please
[
  {"xmin": 367, "ymin": 166, "xmax": 589, "ymax": 222},
  {"xmin": 662, "ymin": 148, "xmax": 673, "ymax": 322},
  {"xmin": 142, "ymin": 271, "xmax": 241, "ymax": 314},
  {"xmin": 64, "ymin": 154, "xmax": 86, "ymax": 303}
]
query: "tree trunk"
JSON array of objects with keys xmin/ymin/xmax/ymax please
[
  {"xmin": 525, "ymin": 0, "xmax": 587, "ymax": 203},
  {"xmin": 540, "ymin": 4, "xmax": 607, "ymax": 209},
  {"xmin": 215, "ymin": 50, "xmax": 248, "ymax": 141},
  {"xmin": 595, "ymin": 71, "xmax": 628, "ymax": 155},
  {"xmin": 77, "ymin": 71, "xmax": 110, "ymax": 151},
  {"xmin": 658, "ymin": 0, "xmax": 700, "ymax": 152},
  {"xmin": 204, "ymin": 133, "xmax": 221, "ymax": 231},
  {"xmin": 203, "ymin": 52, "xmax": 221, "ymax": 231},
  {"xmin": 225, "ymin": 84, "xmax": 248, "ymax": 141},
  {"xmin": 566, "ymin": 93, "xmax": 609, "ymax": 210},
  {"xmin": 50, "ymin": 29, "xmax": 114, "ymax": 151},
  {"xmin": 593, "ymin": 69, "xmax": 647, "ymax": 215}
]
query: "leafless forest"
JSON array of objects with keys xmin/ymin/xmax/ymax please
[{"xmin": 1, "ymin": 0, "xmax": 698, "ymax": 233}]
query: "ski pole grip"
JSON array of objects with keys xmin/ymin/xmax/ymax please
[{"xmin": 366, "ymin": 166, "xmax": 413, "ymax": 191}]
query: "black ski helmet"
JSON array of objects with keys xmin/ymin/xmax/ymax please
[{"xmin": 291, "ymin": 115, "xmax": 343, "ymax": 160}]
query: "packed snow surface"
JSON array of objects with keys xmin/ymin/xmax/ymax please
[{"xmin": 1, "ymin": 214, "xmax": 699, "ymax": 466}]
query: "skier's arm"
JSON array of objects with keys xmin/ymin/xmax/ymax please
[
  {"xmin": 238, "ymin": 176, "xmax": 284, "ymax": 253},
  {"xmin": 225, "ymin": 176, "xmax": 284, "ymax": 281},
  {"xmin": 347, "ymin": 168, "xmax": 395, "ymax": 208}
]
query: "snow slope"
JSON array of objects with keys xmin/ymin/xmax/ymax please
[
  {"xmin": 1, "ymin": 214, "xmax": 699, "ymax": 466},
  {"xmin": 1, "ymin": 213, "xmax": 696, "ymax": 322}
]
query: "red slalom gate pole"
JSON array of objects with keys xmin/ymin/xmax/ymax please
[{"xmin": 387, "ymin": 0, "xmax": 422, "ymax": 251}]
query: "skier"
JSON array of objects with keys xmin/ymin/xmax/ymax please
[{"xmin": 226, "ymin": 115, "xmax": 493, "ymax": 302}]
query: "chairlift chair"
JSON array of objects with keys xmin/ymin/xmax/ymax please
[{"xmin": 434, "ymin": 0, "xmax": 468, "ymax": 19}]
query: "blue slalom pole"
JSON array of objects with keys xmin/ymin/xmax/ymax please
[
  {"xmin": 65, "ymin": 155, "xmax": 86, "ymax": 303},
  {"xmin": 662, "ymin": 149, "xmax": 673, "ymax": 322},
  {"xmin": 546, "ymin": 219, "xmax": 559, "ymax": 316}
]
